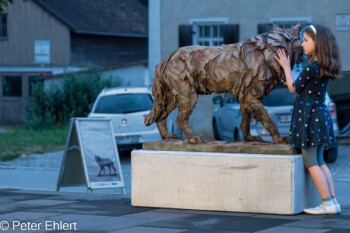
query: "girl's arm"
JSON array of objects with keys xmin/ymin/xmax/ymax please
[
  {"xmin": 283, "ymin": 66, "xmax": 296, "ymax": 94},
  {"xmin": 275, "ymin": 49, "xmax": 296, "ymax": 94}
]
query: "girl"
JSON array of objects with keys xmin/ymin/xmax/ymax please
[{"xmin": 275, "ymin": 24, "xmax": 341, "ymax": 215}]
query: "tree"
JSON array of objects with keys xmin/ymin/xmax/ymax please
[
  {"xmin": 0, "ymin": 0, "xmax": 27, "ymax": 15},
  {"xmin": 136, "ymin": 0, "xmax": 148, "ymax": 8},
  {"xmin": 0, "ymin": 0, "xmax": 13, "ymax": 15}
]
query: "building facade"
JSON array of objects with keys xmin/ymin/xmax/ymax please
[
  {"xmin": 149, "ymin": 0, "xmax": 350, "ymax": 129},
  {"xmin": 0, "ymin": 0, "xmax": 148, "ymax": 123}
]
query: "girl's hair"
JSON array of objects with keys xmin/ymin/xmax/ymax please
[{"xmin": 303, "ymin": 24, "xmax": 342, "ymax": 80}]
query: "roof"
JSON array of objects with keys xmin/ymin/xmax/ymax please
[{"xmin": 33, "ymin": 0, "xmax": 148, "ymax": 38}]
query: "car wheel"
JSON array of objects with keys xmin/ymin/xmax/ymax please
[
  {"xmin": 213, "ymin": 119, "xmax": 220, "ymax": 140},
  {"xmin": 324, "ymin": 147, "xmax": 338, "ymax": 163},
  {"xmin": 233, "ymin": 128, "xmax": 240, "ymax": 142}
]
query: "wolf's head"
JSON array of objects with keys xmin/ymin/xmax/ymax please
[{"xmin": 274, "ymin": 23, "xmax": 304, "ymax": 69}]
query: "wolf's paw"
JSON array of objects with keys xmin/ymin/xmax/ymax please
[
  {"xmin": 144, "ymin": 117, "xmax": 152, "ymax": 126},
  {"xmin": 272, "ymin": 136, "xmax": 288, "ymax": 144},
  {"xmin": 282, "ymin": 136, "xmax": 290, "ymax": 144},
  {"xmin": 165, "ymin": 133, "xmax": 177, "ymax": 139},
  {"xmin": 188, "ymin": 136, "xmax": 202, "ymax": 144},
  {"xmin": 246, "ymin": 135, "xmax": 265, "ymax": 142}
]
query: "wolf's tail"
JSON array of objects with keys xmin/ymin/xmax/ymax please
[{"xmin": 145, "ymin": 60, "xmax": 168, "ymax": 126}]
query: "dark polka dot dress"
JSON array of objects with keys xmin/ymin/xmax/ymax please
[{"xmin": 289, "ymin": 61, "xmax": 336, "ymax": 149}]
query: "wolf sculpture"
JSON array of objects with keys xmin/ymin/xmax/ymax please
[{"xmin": 145, "ymin": 23, "xmax": 304, "ymax": 144}]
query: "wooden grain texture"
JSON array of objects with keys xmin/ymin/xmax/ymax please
[
  {"xmin": 145, "ymin": 24, "xmax": 304, "ymax": 145},
  {"xmin": 0, "ymin": 0, "xmax": 70, "ymax": 66}
]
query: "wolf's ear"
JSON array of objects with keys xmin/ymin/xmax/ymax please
[
  {"xmin": 292, "ymin": 23, "xmax": 301, "ymax": 39},
  {"xmin": 293, "ymin": 23, "xmax": 301, "ymax": 32}
]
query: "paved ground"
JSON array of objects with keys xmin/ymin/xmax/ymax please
[
  {"xmin": 1, "ymin": 112, "xmax": 349, "ymax": 232},
  {"xmin": 0, "ymin": 188, "xmax": 349, "ymax": 233}
]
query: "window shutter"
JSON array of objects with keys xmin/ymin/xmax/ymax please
[
  {"xmin": 223, "ymin": 24, "xmax": 239, "ymax": 44},
  {"xmin": 257, "ymin": 23, "xmax": 273, "ymax": 34},
  {"xmin": 178, "ymin": 25, "xmax": 193, "ymax": 47}
]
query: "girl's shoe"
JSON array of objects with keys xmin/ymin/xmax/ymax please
[
  {"xmin": 336, "ymin": 204, "xmax": 341, "ymax": 214},
  {"xmin": 303, "ymin": 202, "xmax": 338, "ymax": 215}
]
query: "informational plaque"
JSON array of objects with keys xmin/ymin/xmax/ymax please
[
  {"xmin": 336, "ymin": 14, "xmax": 350, "ymax": 31},
  {"xmin": 57, "ymin": 118, "xmax": 125, "ymax": 194},
  {"xmin": 34, "ymin": 40, "xmax": 50, "ymax": 64}
]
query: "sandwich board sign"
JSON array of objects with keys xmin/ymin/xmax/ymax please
[{"xmin": 57, "ymin": 118, "xmax": 125, "ymax": 194}]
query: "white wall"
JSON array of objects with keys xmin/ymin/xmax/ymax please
[
  {"xmin": 101, "ymin": 65, "xmax": 148, "ymax": 87},
  {"xmin": 159, "ymin": 0, "xmax": 350, "ymax": 71},
  {"xmin": 148, "ymin": 0, "xmax": 161, "ymax": 83}
]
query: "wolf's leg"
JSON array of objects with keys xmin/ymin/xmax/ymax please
[
  {"xmin": 240, "ymin": 100, "xmax": 265, "ymax": 142},
  {"xmin": 246, "ymin": 96, "xmax": 288, "ymax": 144},
  {"xmin": 175, "ymin": 93, "xmax": 201, "ymax": 144},
  {"xmin": 156, "ymin": 92, "xmax": 177, "ymax": 139},
  {"xmin": 112, "ymin": 165, "xmax": 117, "ymax": 173},
  {"xmin": 98, "ymin": 166, "xmax": 102, "ymax": 177}
]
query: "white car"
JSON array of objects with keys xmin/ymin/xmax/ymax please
[{"xmin": 88, "ymin": 86, "xmax": 161, "ymax": 150}]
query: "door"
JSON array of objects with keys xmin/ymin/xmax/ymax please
[{"xmin": 1, "ymin": 75, "xmax": 24, "ymax": 123}]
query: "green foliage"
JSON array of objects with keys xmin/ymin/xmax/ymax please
[
  {"xmin": 136, "ymin": 0, "xmax": 148, "ymax": 7},
  {"xmin": 0, "ymin": 124, "xmax": 69, "ymax": 161},
  {"xmin": 25, "ymin": 68, "xmax": 121, "ymax": 129},
  {"xmin": 0, "ymin": 0, "xmax": 28, "ymax": 15},
  {"xmin": 0, "ymin": 0, "xmax": 14, "ymax": 15}
]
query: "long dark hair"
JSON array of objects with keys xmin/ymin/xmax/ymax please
[{"xmin": 303, "ymin": 24, "xmax": 341, "ymax": 80}]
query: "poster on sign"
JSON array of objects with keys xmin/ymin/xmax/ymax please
[{"xmin": 57, "ymin": 118, "xmax": 125, "ymax": 193}]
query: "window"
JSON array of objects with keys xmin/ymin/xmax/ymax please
[
  {"xmin": 195, "ymin": 24, "xmax": 224, "ymax": 46},
  {"xmin": 0, "ymin": 14, "xmax": 7, "ymax": 38},
  {"xmin": 94, "ymin": 93, "xmax": 153, "ymax": 114},
  {"xmin": 3, "ymin": 76, "xmax": 22, "ymax": 97},
  {"xmin": 262, "ymin": 87, "xmax": 296, "ymax": 106},
  {"xmin": 28, "ymin": 76, "xmax": 44, "ymax": 96},
  {"xmin": 224, "ymin": 93, "xmax": 237, "ymax": 104}
]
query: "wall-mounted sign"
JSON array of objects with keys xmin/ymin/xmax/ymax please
[
  {"xmin": 336, "ymin": 14, "xmax": 350, "ymax": 31},
  {"xmin": 34, "ymin": 40, "xmax": 50, "ymax": 64}
]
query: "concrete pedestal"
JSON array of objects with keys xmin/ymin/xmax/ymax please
[{"xmin": 131, "ymin": 150, "xmax": 320, "ymax": 215}]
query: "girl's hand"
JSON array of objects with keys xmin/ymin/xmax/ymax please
[{"xmin": 275, "ymin": 49, "xmax": 291, "ymax": 70}]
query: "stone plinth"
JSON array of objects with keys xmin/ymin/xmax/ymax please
[{"xmin": 132, "ymin": 145, "xmax": 319, "ymax": 215}]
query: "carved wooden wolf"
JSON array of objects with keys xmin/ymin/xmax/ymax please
[{"xmin": 145, "ymin": 23, "xmax": 303, "ymax": 144}]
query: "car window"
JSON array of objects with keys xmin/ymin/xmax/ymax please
[
  {"xmin": 94, "ymin": 93, "xmax": 153, "ymax": 114},
  {"xmin": 225, "ymin": 93, "xmax": 236, "ymax": 104},
  {"xmin": 262, "ymin": 87, "xmax": 296, "ymax": 106}
]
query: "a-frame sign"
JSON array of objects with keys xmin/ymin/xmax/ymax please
[{"xmin": 57, "ymin": 118, "xmax": 125, "ymax": 194}]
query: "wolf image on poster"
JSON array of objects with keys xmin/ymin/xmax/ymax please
[
  {"xmin": 145, "ymin": 23, "xmax": 304, "ymax": 144},
  {"xmin": 78, "ymin": 120, "xmax": 121, "ymax": 183},
  {"xmin": 95, "ymin": 155, "xmax": 118, "ymax": 177},
  {"xmin": 57, "ymin": 118, "xmax": 124, "ymax": 193}
]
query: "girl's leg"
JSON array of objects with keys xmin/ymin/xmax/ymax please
[
  {"xmin": 317, "ymin": 144, "xmax": 336, "ymax": 197},
  {"xmin": 320, "ymin": 164, "xmax": 335, "ymax": 196},
  {"xmin": 302, "ymin": 147, "xmax": 331, "ymax": 199},
  {"xmin": 308, "ymin": 165, "xmax": 331, "ymax": 199},
  {"xmin": 302, "ymin": 146, "xmax": 338, "ymax": 214}
]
